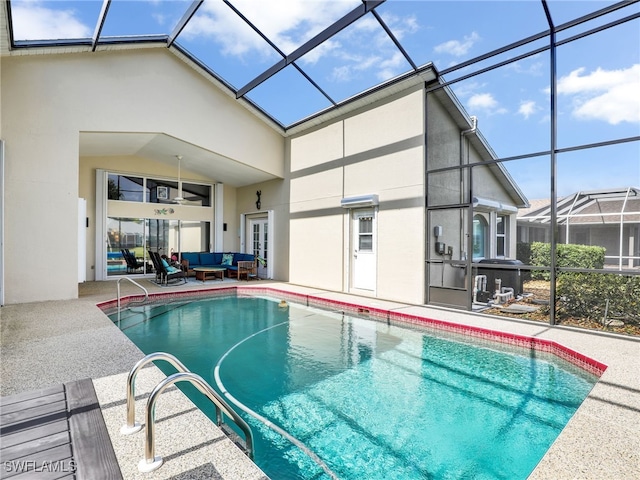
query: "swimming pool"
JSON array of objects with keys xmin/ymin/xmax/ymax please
[{"xmin": 111, "ymin": 292, "xmax": 600, "ymax": 480}]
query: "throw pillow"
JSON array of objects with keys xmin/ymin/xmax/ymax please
[{"xmin": 221, "ymin": 253, "xmax": 234, "ymax": 266}]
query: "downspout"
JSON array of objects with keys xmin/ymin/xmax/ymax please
[
  {"xmin": 461, "ymin": 116, "xmax": 477, "ymax": 309},
  {"xmin": 460, "ymin": 116, "xmax": 478, "ymax": 204},
  {"xmin": 461, "ymin": 115, "xmax": 478, "ymax": 138}
]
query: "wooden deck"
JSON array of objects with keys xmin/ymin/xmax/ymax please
[{"xmin": 1, "ymin": 379, "xmax": 122, "ymax": 479}]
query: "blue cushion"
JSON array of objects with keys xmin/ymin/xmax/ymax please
[
  {"xmin": 200, "ymin": 252, "xmax": 215, "ymax": 265},
  {"xmin": 182, "ymin": 252, "xmax": 200, "ymax": 267},
  {"xmin": 212, "ymin": 253, "xmax": 223, "ymax": 264},
  {"xmin": 221, "ymin": 253, "xmax": 234, "ymax": 266},
  {"xmin": 235, "ymin": 253, "xmax": 254, "ymax": 263}
]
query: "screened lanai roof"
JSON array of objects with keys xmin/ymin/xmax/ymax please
[
  {"xmin": 518, "ymin": 187, "xmax": 640, "ymax": 225},
  {"xmin": 4, "ymin": 0, "xmax": 638, "ymax": 130}
]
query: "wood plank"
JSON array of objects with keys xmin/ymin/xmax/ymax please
[
  {"xmin": 15, "ymin": 473, "xmax": 75, "ymax": 480},
  {"xmin": 0, "ymin": 401, "xmax": 68, "ymax": 436},
  {"xmin": 0, "ymin": 392, "xmax": 66, "ymax": 416},
  {"xmin": 1, "ymin": 443, "xmax": 73, "ymax": 479},
  {"xmin": 12, "ymin": 471, "xmax": 75, "ymax": 480},
  {"xmin": 1, "ymin": 430, "xmax": 70, "ymax": 462},
  {"xmin": 0, "ymin": 386, "xmax": 64, "ymax": 407},
  {"xmin": 65, "ymin": 379, "xmax": 123, "ymax": 480},
  {"xmin": 0, "ymin": 419, "xmax": 68, "ymax": 449}
]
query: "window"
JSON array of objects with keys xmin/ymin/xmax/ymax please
[
  {"xmin": 473, "ymin": 214, "xmax": 488, "ymax": 259},
  {"xmin": 358, "ymin": 216, "xmax": 373, "ymax": 251},
  {"xmin": 496, "ymin": 215, "xmax": 507, "ymax": 257},
  {"xmin": 147, "ymin": 178, "xmax": 178, "ymax": 203},
  {"xmin": 182, "ymin": 182, "xmax": 212, "ymax": 207},
  {"xmin": 108, "ymin": 173, "xmax": 212, "ymax": 206},
  {"xmin": 108, "ymin": 174, "xmax": 144, "ymax": 201}
]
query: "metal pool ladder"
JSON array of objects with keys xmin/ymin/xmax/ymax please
[
  {"xmin": 116, "ymin": 277, "xmax": 149, "ymax": 324},
  {"xmin": 122, "ymin": 352, "xmax": 254, "ymax": 473}
]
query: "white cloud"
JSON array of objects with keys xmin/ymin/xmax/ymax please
[
  {"xmin": 331, "ymin": 65, "xmax": 353, "ymax": 83},
  {"xmin": 152, "ymin": 13, "xmax": 167, "ymax": 27},
  {"xmin": 556, "ymin": 64, "xmax": 640, "ymax": 124},
  {"xmin": 469, "ymin": 93, "xmax": 497, "ymax": 109},
  {"xmin": 507, "ymin": 59, "xmax": 544, "ymax": 76},
  {"xmin": 377, "ymin": 51, "xmax": 407, "ymax": 81},
  {"xmin": 183, "ymin": 0, "xmax": 354, "ymax": 59},
  {"xmin": 453, "ymin": 81, "xmax": 485, "ymax": 99},
  {"xmin": 329, "ymin": 53, "xmax": 382, "ymax": 83},
  {"xmin": 434, "ymin": 32, "xmax": 480, "ymax": 57},
  {"xmin": 12, "ymin": 1, "xmax": 91, "ymax": 40},
  {"xmin": 518, "ymin": 100, "xmax": 538, "ymax": 119},
  {"xmin": 468, "ymin": 93, "xmax": 507, "ymax": 115},
  {"xmin": 379, "ymin": 12, "xmax": 420, "ymax": 41}
]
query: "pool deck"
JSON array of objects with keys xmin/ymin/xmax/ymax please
[{"xmin": 1, "ymin": 279, "xmax": 638, "ymax": 479}]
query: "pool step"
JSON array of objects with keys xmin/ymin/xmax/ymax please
[{"xmin": 111, "ymin": 302, "xmax": 192, "ymax": 330}]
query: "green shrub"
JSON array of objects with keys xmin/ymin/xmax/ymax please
[
  {"xmin": 529, "ymin": 242, "xmax": 605, "ymax": 280},
  {"xmin": 557, "ymin": 272, "xmax": 640, "ymax": 323},
  {"xmin": 516, "ymin": 242, "xmax": 531, "ymax": 264}
]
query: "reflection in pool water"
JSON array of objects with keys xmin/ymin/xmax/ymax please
[{"xmin": 113, "ymin": 295, "xmax": 598, "ymax": 480}]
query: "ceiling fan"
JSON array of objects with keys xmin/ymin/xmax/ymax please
[{"xmin": 173, "ymin": 155, "xmax": 186, "ymax": 204}]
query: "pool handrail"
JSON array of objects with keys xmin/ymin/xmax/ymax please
[
  {"xmin": 121, "ymin": 351, "xmax": 204, "ymax": 434},
  {"xmin": 139, "ymin": 372, "xmax": 254, "ymax": 473},
  {"xmin": 116, "ymin": 277, "xmax": 149, "ymax": 324},
  {"xmin": 122, "ymin": 352, "xmax": 254, "ymax": 472}
]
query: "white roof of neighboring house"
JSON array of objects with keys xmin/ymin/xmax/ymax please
[{"xmin": 517, "ymin": 187, "xmax": 640, "ymax": 225}]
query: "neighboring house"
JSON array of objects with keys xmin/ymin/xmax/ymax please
[
  {"xmin": 0, "ymin": 6, "xmax": 527, "ymax": 309},
  {"xmin": 517, "ymin": 187, "xmax": 640, "ymax": 268}
]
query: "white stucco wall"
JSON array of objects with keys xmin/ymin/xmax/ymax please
[
  {"xmin": 236, "ymin": 178, "xmax": 289, "ymax": 281},
  {"xmin": 288, "ymin": 87, "xmax": 426, "ymax": 304},
  {"xmin": 1, "ymin": 48, "xmax": 283, "ymax": 303}
]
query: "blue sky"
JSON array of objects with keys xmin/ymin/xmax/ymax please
[{"xmin": 10, "ymin": 0, "xmax": 640, "ymax": 200}]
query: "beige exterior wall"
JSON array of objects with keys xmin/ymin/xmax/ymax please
[
  {"xmin": 1, "ymin": 48, "xmax": 283, "ymax": 303},
  {"xmin": 288, "ymin": 87, "xmax": 426, "ymax": 304},
  {"xmin": 236, "ymin": 178, "xmax": 289, "ymax": 281},
  {"xmin": 1, "ymin": 44, "xmax": 523, "ymax": 306}
]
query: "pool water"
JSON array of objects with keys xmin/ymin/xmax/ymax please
[{"xmin": 112, "ymin": 296, "xmax": 598, "ymax": 480}]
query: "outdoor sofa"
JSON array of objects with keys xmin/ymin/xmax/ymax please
[{"xmin": 180, "ymin": 252, "xmax": 255, "ymax": 278}]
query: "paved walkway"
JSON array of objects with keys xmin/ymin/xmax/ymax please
[{"xmin": 1, "ymin": 279, "xmax": 638, "ymax": 479}]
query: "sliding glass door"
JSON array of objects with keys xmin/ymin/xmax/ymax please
[
  {"xmin": 106, "ymin": 217, "xmax": 210, "ymax": 277},
  {"xmin": 106, "ymin": 217, "xmax": 146, "ymax": 276},
  {"xmin": 147, "ymin": 219, "xmax": 180, "ymax": 260}
]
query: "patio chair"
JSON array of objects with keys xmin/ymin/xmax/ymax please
[
  {"xmin": 149, "ymin": 250, "xmax": 186, "ymax": 285},
  {"xmin": 122, "ymin": 249, "xmax": 144, "ymax": 273},
  {"xmin": 147, "ymin": 250, "xmax": 163, "ymax": 283},
  {"xmin": 237, "ymin": 260, "xmax": 259, "ymax": 281}
]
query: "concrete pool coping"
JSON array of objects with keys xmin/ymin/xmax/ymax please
[{"xmin": 1, "ymin": 279, "xmax": 638, "ymax": 479}]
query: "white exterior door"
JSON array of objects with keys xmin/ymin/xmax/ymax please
[
  {"xmin": 249, "ymin": 217, "xmax": 268, "ymax": 278},
  {"xmin": 352, "ymin": 209, "xmax": 376, "ymax": 291}
]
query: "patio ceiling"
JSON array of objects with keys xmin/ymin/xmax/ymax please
[{"xmin": 79, "ymin": 132, "xmax": 279, "ymax": 188}]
